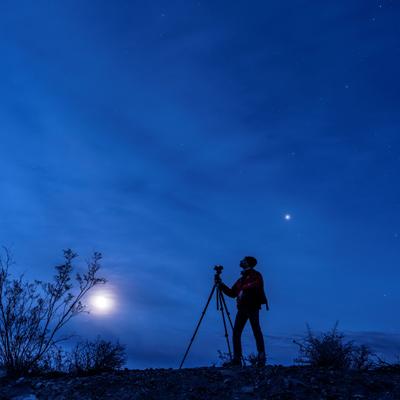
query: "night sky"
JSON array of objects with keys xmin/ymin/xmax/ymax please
[{"xmin": 1, "ymin": 0, "xmax": 400, "ymax": 368}]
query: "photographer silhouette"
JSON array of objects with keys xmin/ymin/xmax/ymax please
[{"xmin": 218, "ymin": 256, "xmax": 269, "ymax": 367}]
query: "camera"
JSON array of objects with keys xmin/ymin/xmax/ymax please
[
  {"xmin": 214, "ymin": 265, "xmax": 223, "ymax": 274},
  {"xmin": 214, "ymin": 265, "xmax": 223, "ymax": 285}
]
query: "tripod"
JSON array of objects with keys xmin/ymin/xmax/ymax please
[{"xmin": 179, "ymin": 265, "xmax": 242, "ymax": 369}]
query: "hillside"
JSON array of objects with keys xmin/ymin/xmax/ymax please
[{"xmin": 1, "ymin": 365, "xmax": 399, "ymax": 400}]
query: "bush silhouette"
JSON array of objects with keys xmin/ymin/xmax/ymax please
[
  {"xmin": 0, "ymin": 248, "xmax": 105, "ymax": 375},
  {"xmin": 244, "ymin": 353, "xmax": 259, "ymax": 367},
  {"xmin": 69, "ymin": 337, "xmax": 126, "ymax": 374},
  {"xmin": 294, "ymin": 322, "xmax": 374, "ymax": 370}
]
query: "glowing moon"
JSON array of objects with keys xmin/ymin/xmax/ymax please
[
  {"xmin": 90, "ymin": 293, "xmax": 114, "ymax": 314},
  {"xmin": 284, "ymin": 214, "xmax": 292, "ymax": 221}
]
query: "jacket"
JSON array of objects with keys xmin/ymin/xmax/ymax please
[{"xmin": 220, "ymin": 268, "xmax": 269, "ymax": 310}]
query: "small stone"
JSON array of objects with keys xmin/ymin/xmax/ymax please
[
  {"xmin": 220, "ymin": 369, "xmax": 237, "ymax": 377},
  {"xmin": 287, "ymin": 377, "xmax": 306, "ymax": 388},
  {"xmin": 12, "ymin": 395, "xmax": 37, "ymax": 400},
  {"xmin": 283, "ymin": 378, "xmax": 289, "ymax": 388},
  {"xmin": 240, "ymin": 385, "xmax": 254, "ymax": 394}
]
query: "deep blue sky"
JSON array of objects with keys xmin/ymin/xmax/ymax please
[{"xmin": 1, "ymin": 0, "xmax": 400, "ymax": 368}]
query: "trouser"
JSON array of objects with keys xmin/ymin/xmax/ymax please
[{"xmin": 233, "ymin": 308, "xmax": 265, "ymax": 360}]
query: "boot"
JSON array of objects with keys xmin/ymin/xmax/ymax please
[
  {"xmin": 222, "ymin": 357, "xmax": 242, "ymax": 368},
  {"xmin": 257, "ymin": 352, "xmax": 266, "ymax": 367}
]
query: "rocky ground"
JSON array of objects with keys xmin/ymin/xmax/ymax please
[{"xmin": 0, "ymin": 365, "xmax": 399, "ymax": 400}]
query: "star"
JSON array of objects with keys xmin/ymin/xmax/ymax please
[{"xmin": 284, "ymin": 214, "xmax": 292, "ymax": 221}]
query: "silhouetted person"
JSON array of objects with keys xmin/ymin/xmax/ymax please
[{"xmin": 217, "ymin": 256, "xmax": 269, "ymax": 367}]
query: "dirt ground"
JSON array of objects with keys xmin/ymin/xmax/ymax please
[{"xmin": 1, "ymin": 365, "xmax": 399, "ymax": 400}]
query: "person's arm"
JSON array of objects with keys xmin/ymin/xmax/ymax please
[
  {"xmin": 265, "ymin": 290, "xmax": 270, "ymax": 311},
  {"xmin": 219, "ymin": 280, "xmax": 240, "ymax": 298},
  {"xmin": 243, "ymin": 272, "xmax": 270, "ymax": 310},
  {"xmin": 258, "ymin": 274, "xmax": 270, "ymax": 311}
]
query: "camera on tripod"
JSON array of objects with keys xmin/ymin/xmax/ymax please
[
  {"xmin": 214, "ymin": 265, "xmax": 223, "ymax": 284},
  {"xmin": 214, "ymin": 265, "xmax": 223, "ymax": 274},
  {"xmin": 180, "ymin": 263, "xmax": 236, "ymax": 368}
]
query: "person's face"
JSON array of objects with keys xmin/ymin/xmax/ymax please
[{"xmin": 240, "ymin": 259, "xmax": 249, "ymax": 269}]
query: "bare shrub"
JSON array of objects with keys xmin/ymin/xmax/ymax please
[
  {"xmin": 351, "ymin": 344, "xmax": 375, "ymax": 370},
  {"xmin": 294, "ymin": 322, "xmax": 375, "ymax": 370},
  {"xmin": 374, "ymin": 354, "xmax": 400, "ymax": 371},
  {"xmin": 69, "ymin": 337, "xmax": 126, "ymax": 374},
  {"xmin": 244, "ymin": 353, "xmax": 258, "ymax": 367},
  {"xmin": 0, "ymin": 248, "xmax": 105, "ymax": 375},
  {"xmin": 36, "ymin": 344, "xmax": 69, "ymax": 375},
  {"xmin": 216, "ymin": 350, "xmax": 231, "ymax": 366},
  {"xmin": 217, "ymin": 351, "xmax": 260, "ymax": 367}
]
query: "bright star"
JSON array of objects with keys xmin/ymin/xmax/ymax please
[{"xmin": 284, "ymin": 214, "xmax": 292, "ymax": 221}]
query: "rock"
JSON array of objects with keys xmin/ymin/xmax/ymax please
[
  {"xmin": 283, "ymin": 377, "xmax": 290, "ymax": 388},
  {"xmin": 12, "ymin": 395, "xmax": 37, "ymax": 400},
  {"xmin": 220, "ymin": 369, "xmax": 237, "ymax": 376},
  {"xmin": 240, "ymin": 385, "xmax": 254, "ymax": 394},
  {"xmin": 287, "ymin": 377, "xmax": 307, "ymax": 388}
]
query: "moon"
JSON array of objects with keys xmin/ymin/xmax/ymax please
[
  {"xmin": 284, "ymin": 213, "xmax": 292, "ymax": 221},
  {"xmin": 89, "ymin": 292, "xmax": 115, "ymax": 314}
]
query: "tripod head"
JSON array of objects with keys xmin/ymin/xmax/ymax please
[{"xmin": 214, "ymin": 265, "xmax": 223, "ymax": 284}]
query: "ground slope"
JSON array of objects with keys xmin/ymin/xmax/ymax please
[{"xmin": 1, "ymin": 365, "xmax": 399, "ymax": 399}]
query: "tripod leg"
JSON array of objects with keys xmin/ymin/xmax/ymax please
[
  {"xmin": 218, "ymin": 289, "xmax": 232, "ymax": 360},
  {"xmin": 219, "ymin": 291, "xmax": 234, "ymax": 330},
  {"xmin": 219, "ymin": 291, "xmax": 246, "ymax": 366},
  {"xmin": 179, "ymin": 283, "xmax": 217, "ymax": 369}
]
